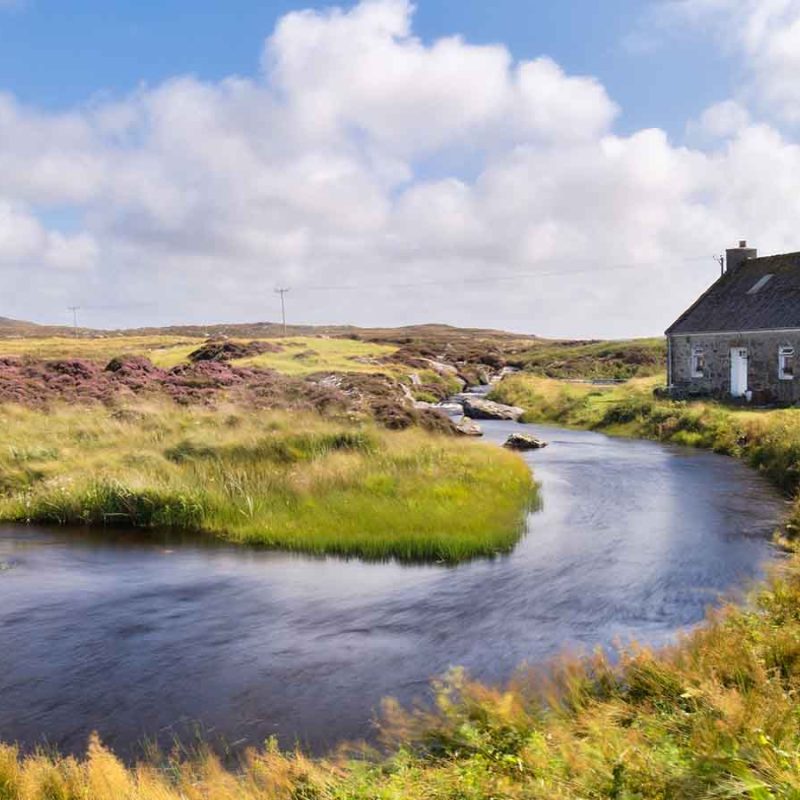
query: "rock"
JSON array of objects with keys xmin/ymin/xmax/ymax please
[
  {"xmin": 413, "ymin": 401, "xmax": 465, "ymax": 418},
  {"xmin": 503, "ymin": 433, "xmax": 547, "ymax": 451},
  {"xmin": 455, "ymin": 416, "xmax": 483, "ymax": 437},
  {"xmin": 187, "ymin": 339, "xmax": 282, "ymax": 363},
  {"xmin": 424, "ymin": 359, "xmax": 460, "ymax": 377},
  {"xmin": 434, "ymin": 402, "xmax": 465, "ymax": 417},
  {"xmin": 461, "ymin": 397, "xmax": 524, "ymax": 421}
]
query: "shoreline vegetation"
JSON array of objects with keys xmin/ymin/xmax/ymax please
[
  {"xmin": 0, "ymin": 403, "xmax": 535, "ymax": 563},
  {"xmin": 7, "ymin": 335, "xmax": 800, "ymax": 796}
]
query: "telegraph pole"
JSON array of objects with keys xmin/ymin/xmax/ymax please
[
  {"xmin": 274, "ymin": 288, "xmax": 290, "ymax": 335},
  {"xmin": 714, "ymin": 254, "xmax": 725, "ymax": 276},
  {"xmin": 67, "ymin": 305, "xmax": 80, "ymax": 335}
]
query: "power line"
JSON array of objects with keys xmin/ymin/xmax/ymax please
[
  {"xmin": 67, "ymin": 305, "xmax": 80, "ymax": 335},
  {"xmin": 285, "ymin": 255, "xmax": 715, "ymax": 294},
  {"xmin": 274, "ymin": 287, "xmax": 290, "ymax": 335}
]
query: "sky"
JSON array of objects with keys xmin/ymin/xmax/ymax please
[{"xmin": 1, "ymin": 0, "xmax": 800, "ymax": 337}]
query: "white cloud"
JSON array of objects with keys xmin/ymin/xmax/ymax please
[
  {"xmin": 647, "ymin": 0, "xmax": 800, "ymax": 124},
  {"xmin": 2, "ymin": 0, "xmax": 800, "ymax": 335},
  {"xmin": 687, "ymin": 100, "xmax": 751, "ymax": 144},
  {"xmin": 266, "ymin": 0, "xmax": 616, "ymax": 155},
  {"xmin": 0, "ymin": 200, "xmax": 97, "ymax": 276}
]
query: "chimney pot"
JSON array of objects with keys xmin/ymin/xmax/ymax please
[{"xmin": 726, "ymin": 241, "xmax": 757, "ymax": 274}]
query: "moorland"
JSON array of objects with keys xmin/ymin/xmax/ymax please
[{"xmin": 5, "ymin": 320, "xmax": 800, "ymax": 797}]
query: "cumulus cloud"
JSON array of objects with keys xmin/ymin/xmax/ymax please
[
  {"xmin": 2, "ymin": 0, "xmax": 800, "ymax": 335},
  {"xmin": 0, "ymin": 200, "xmax": 97, "ymax": 270}
]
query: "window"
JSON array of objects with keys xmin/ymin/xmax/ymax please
[
  {"xmin": 691, "ymin": 345, "xmax": 705, "ymax": 378},
  {"xmin": 779, "ymin": 346, "xmax": 795, "ymax": 380},
  {"xmin": 747, "ymin": 274, "xmax": 774, "ymax": 294}
]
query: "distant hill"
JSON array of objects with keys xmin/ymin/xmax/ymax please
[
  {"xmin": 0, "ymin": 316, "xmax": 664, "ymax": 379},
  {"xmin": 0, "ymin": 317, "xmax": 77, "ymax": 338},
  {"xmin": 0, "ymin": 317, "xmax": 539, "ymax": 344}
]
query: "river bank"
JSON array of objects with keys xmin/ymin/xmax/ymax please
[
  {"xmin": 0, "ymin": 411, "xmax": 789, "ymax": 797},
  {"xmin": 491, "ymin": 373, "xmax": 800, "ymax": 506}
]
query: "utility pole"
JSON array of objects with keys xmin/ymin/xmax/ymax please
[
  {"xmin": 67, "ymin": 305, "xmax": 80, "ymax": 335},
  {"xmin": 274, "ymin": 288, "xmax": 290, "ymax": 335},
  {"xmin": 714, "ymin": 254, "xmax": 725, "ymax": 277}
]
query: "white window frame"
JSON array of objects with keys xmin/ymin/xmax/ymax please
[
  {"xmin": 690, "ymin": 345, "xmax": 705, "ymax": 378},
  {"xmin": 779, "ymin": 346, "xmax": 795, "ymax": 381}
]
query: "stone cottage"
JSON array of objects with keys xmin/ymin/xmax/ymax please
[{"xmin": 666, "ymin": 242, "xmax": 800, "ymax": 404}]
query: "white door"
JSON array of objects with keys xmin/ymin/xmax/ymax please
[{"xmin": 730, "ymin": 348, "xmax": 748, "ymax": 397}]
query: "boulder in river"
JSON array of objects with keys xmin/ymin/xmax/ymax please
[
  {"xmin": 435, "ymin": 402, "xmax": 465, "ymax": 417},
  {"xmin": 455, "ymin": 416, "xmax": 483, "ymax": 437},
  {"xmin": 503, "ymin": 432, "xmax": 548, "ymax": 451},
  {"xmin": 461, "ymin": 397, "xmax": 524, "ymax": 421}
]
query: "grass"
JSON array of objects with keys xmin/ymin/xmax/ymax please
[
  {"xmin": 232, "ymin": 336, "xmax": 399, "ymax": 376},
  {"xmin": 508, "ymin": 337, "xmax": 666, "ymax": 380},
  {"xmin": 491, "ymin": 372, "xmax": 800, "ymax": 499},
  {"xmin": 0, "ymin": 402, "xmax": 534, "ymax": 563},
  {"xmin": 0, "ymin": 335, "xmax": 201, "ymax": 366},
  {"xmin": 0, "ymin": 334, "xmax": 401, "ymax": 375}
]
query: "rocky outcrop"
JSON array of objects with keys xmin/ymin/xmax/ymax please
[
  {"xmin": 455, "ymin": 416, "xmax": 483, "ymax": 437},
  {"xmin": 461, "ymin": 397, "xmax": 524, "ymax": 421},
  {"xmin": 503, "ymin": 433, "xmax": 547, "ymax": 450},
  {"xmin": 187, "ymin": 339, "xmax": 282, "ymax": 363}
]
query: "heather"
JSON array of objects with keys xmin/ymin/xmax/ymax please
[
  {"xmin": 504, "ymin": 337, "xmax": 666, "ymax": 380},
  {"xmin": 0, "ymin": 403, "xmax": 534, "ymax": 562}
]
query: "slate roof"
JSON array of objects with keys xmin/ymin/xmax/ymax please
[{"xmin": 666, "ymin": 251, "xmax": 800, "ymax": 335}]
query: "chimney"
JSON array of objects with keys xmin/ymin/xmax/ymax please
[{"xmin": 726, "ymin": 240, "xmax": 757, "ymax": 274}]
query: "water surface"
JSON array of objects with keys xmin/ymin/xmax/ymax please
[{"xmin": 0, "ymin": 420, "xmax": 785, "ymax": 756}]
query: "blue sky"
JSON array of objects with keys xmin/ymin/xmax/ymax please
[
  {"xmin": 2, "ymin": 0, "xmax": 799, "ymax": 336},
  {"xmin": 1, "ymin": 1, "xmax": 732, "ymax": 140}
]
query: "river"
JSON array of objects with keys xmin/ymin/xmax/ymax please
[{"xmin": 0, "ymin": 419, "xmax": 785, "ymax": 757}]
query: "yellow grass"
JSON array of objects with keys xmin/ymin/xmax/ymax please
[
  {"xmin": 232, "ymin": 336, "xmax": 399, "ymax": 375},
  {"xmin": 0, "ymin": 335, "xmax": 202, "ymax": 365},
  {"xmin": 0, "ymin": 334, "xmax": 400, "ymax": 375}
]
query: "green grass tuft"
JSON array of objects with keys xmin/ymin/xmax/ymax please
[{"xmin": 0, "ymin": 402, "xmax": 534, "ymax": 563}]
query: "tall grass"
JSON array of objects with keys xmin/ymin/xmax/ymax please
[{"xmin": 0, "ymin": 402, "xmax": 534, "ymax": 562}]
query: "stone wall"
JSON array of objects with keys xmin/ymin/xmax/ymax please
[{"xmin": 668, "ymin": 331, "xmax": 800, "ymax": 405}]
